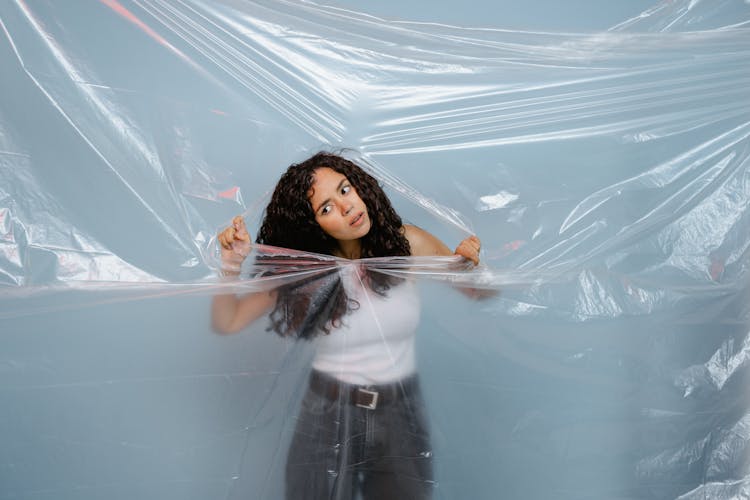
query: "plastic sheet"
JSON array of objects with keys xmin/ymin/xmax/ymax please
[{"xmin": 1, "ymin": 1, "xmax": 749, "ymax": 499}]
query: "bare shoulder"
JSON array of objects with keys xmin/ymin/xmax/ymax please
[{"xmin": 402, "ymin": 224, "xmax": 452, "ymax": 257}]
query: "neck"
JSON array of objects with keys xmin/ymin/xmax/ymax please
[{"xmin": 336, "ymin": 239, "xmax": 361, "ymax": 260}]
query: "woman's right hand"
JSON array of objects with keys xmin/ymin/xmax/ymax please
[{"xmin": 218, "ymin": 215, "xmax": 251, "ymax": 275}]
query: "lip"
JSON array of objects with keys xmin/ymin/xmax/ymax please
[{"xmin": 350, "ymin": 212, "xmax": 365, "ymax": 227}]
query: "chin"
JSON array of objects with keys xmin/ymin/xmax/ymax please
[
  {"xmin": 352, "ymin": 225, "xmax": 370, "ymax": 240},
  {"xmin": 359, "ymin": 218, "xmax": 372, "ymax": 237}
]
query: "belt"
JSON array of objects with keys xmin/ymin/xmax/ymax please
[{"xmin": 308, "ymin": 370, "xmax": 416, "ymax": 410}]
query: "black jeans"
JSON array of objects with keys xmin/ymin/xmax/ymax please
[{"xmin": 285, "ymin": 371, "xmax": 434, "ymax": 500}]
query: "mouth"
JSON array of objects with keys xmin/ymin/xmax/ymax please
[{"xmin": 350, "ymin": 212, "xmax": 365, "ymax": 227}]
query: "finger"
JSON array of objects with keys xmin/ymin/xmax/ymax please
[
  {"xmin": 233, "ymin": 216, "xmax": 250, "ymax": 241},
  {"xmin": 463, "ymin": 236, "xmax": 479, "ymax": 249},
  {"xmin": 233, "ymin": 216, "xmax": 246, "ymax": 231},
  {"xmin": 235, "ymin": 227, "xmax": 249, "ymax": 242},
  {"xmin": 469, "ymin": 243, "xmax": 480, "ymax": 265},
  {"xmin": 463, "ymin": 239, "xmax": 480, "ymax": 253},
  {"xmin": 456, "ymin": 245, "xmax": 479, "ymax": 266},
  {"xmin": 219, "ymin": 227, "xmax": 236, "ymax": 249}
]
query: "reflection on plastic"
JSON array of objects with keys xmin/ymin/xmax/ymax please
[{"xmin": 0, "ymin": 0, "xmax": 749, "ymax": 499}]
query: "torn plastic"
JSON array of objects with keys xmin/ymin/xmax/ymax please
[{"xmin": 1, "ymin": 1, "xmax": 749, "ymax": 499}]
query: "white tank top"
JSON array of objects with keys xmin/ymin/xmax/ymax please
[{"xmin": 311, "ymin": 264, "xmax": 421, "ymax": 385}]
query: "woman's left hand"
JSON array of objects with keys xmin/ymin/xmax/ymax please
[{"xmin": 454, "ymin": 235, "xmax": 481, "ymax": 266}]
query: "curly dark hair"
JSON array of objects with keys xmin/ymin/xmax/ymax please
[{"xmin": 255, "ymin": 152, "xmax": 411, "ymax": 339}]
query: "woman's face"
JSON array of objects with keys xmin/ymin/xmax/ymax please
[{"xmin": 308, "ymin": 167, "xmax": 371, "ymax": 243}]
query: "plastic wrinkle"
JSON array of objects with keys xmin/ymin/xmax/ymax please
[{"xmin": 0, "ymin": 1, "xmax": 749, "ymax": 499}]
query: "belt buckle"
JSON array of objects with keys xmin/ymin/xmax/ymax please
[{"xmin": 355, "ymin": 388, "xmax": 379, "ymax": 410}]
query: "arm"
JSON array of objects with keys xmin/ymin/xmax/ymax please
[
  {"xmin": 403, "ymin": 224, "xmax": 495, "ymax": 299},
  {"xmin": 211, "ymin": 289, "xmax": 276, "ymax": 334},
  {"xmin": 211, "ymin": 215, "xmax": 277, "ymax": 334},
  {"xmin": 402, "ymin": 224, "xmax": 481, "ymax": 264}
]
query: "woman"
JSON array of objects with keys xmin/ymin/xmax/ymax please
[{"xmin": 212, "ymin": 152, "xmax": 481, "ymax": 500}]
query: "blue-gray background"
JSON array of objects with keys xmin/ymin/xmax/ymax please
[{"xmin": 1, "ymin": 1, "xmax": 749, "ymax": 499}]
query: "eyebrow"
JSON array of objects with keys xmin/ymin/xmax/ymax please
[{"xmin": 314, "ymin": 178, "xmax": 347, "ymax": 213}]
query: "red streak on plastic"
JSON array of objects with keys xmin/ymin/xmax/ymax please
[
  {"xmin": 709, "ymin": 257, "xmax": 725, "ymax": 281},
  {"xmin": 219, "ymin": 187, "xmax": 240, "ymax": 200},
  {"xmin": 98, "ymin": 0, "xmax": 193, "ymax": 64}
]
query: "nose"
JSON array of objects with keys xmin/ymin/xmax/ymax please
[{"xmin": 342, "ymin": 203, "xmax": 353, "ymax": 215}]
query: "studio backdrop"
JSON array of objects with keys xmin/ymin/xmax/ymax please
[{"xmin": 1, "ymin": 1, "xmax": 749, "ymax": 499}]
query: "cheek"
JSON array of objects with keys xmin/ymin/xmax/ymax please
[
  {"xmin": 359, "ymin": 195, "xmax": 370, "ymax": 213},
  {"xmin": 315, "ymin": 217, "xmax": 340, "ymax": 236}
]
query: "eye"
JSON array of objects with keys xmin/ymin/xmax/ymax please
[
  {"xmin": 320, "ymin": 205, "xmax": 332, "ymax": 215},
  {"xmin": 341, "ymin": 185, "xmax": 351, "ymax": 195}
]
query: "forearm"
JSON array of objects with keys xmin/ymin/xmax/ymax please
[
  {"xmin": 211, "ymin": 293, "xmax": 242, "ymax": 334},
  {"xmin": 456, "ymin": 284, "xmax": 499, "ymax": 300},
  {"xmin": 211, "ymin": 289, "xmax": 276, "ymax": 334}
]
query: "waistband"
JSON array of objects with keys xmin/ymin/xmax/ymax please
[{"xmin": 308, "ymin": 370, "xmax": 419, "ymax": 410}]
